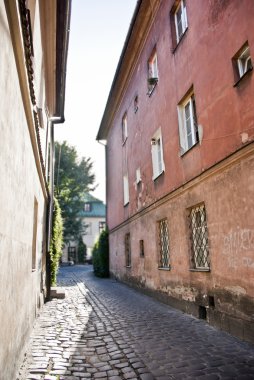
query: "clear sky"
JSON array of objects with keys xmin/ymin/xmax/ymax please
[{"xmin": 55, "ymin": 0, "xmax": 137, "ymax": 202}]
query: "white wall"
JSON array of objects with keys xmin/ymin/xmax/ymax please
[{"xmin": 0, "ymin": 2, "xmax": 47, "ymax": 378}]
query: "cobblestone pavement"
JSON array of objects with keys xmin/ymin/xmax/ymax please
[{"xmin": 18, "ymin": 265, "xmax": 254, "ymax": 380}]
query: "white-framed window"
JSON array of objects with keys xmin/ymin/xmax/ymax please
[
  {"xmin": 136, "ymin": 167, "xmax": 141, "ymax": 184},
  {"xmin": 151, "ymin": 128, "xmax": 165, "ymax": 180},
  {"xmin": 123, "ymin": 174, "xmax": 129, "ymax": 205},
  {"xmin": 174, "ymin": 0, "xmax": 188, "ymax": 43},
  {"xmin": 158, "ymin": 219, "xmax": 170, "ymax": 269},
  {"xmin": 237, "ymin": 44, "xmax": 252, "ymax": 78},
  {"xmin": 189, "ymin": 204, "xmax": 210, "ymax": 270},
  {"xmin": 99, "ymin": 221, "xmax": 106, "ymax": 234},
  {"xmin": 84, "ymin": 202, "xmax": 92, "ymax": 212},
  {"xmin": 177, "ymin": 92, "xmax": 198, "ymax": 154},
  {"xmin": 122, "ymin": 113, "xmax": 128, "ymax": 143},
  {"xmin": 148, "ymin": 49, "xmax": 158, "ymax": 93}
]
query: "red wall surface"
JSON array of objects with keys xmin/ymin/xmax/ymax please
[
  {"xmin": 106, "ymin": 0, "xmax": 254, "ymax": 230},
  {"xmin": 104, "ymin": 0, "xmax": 254, "ymax": 343}
]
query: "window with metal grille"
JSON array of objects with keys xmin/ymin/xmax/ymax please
[
  {"xmin": 125, "ymin": 233, "xmax": 131, "ymax": 267},
  {"xmin": 158, "ymin": 219, "xmax": 170, "ymax": 269},
  {"xmin": 139, "ymin": 239, "xmax": 144, "ymax": 257},
  {"xmin": 189, "ymin": 204, "xmax": 210, "ymax": 270}
]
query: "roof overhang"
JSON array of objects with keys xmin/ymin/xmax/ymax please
[{"xmin": 40, "ymin": 0, "xmax": 71, "ymax": 123}]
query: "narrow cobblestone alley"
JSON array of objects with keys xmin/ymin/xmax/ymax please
[{"xmin": 18, "ymin": 266, "xmax": 254, "ymax": 380}]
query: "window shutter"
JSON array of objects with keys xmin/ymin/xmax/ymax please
[
  {"xmin": 123, "ymin": 175, "xmax": 129, "ymax": 205},
  {"xmin": 177, "ymin": 106, "xmax": 187, "ymax": 154},
  {"xmin": 151, "ymin": 143, "xmax": 158, "ymax": 178}
]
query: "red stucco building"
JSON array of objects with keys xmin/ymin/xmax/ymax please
[{"xmin": 97, "ymin": 0, "xmax": 254, "ymax": 343}]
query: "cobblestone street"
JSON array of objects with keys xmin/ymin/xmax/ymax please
[{"xmin": 18, "ymin": 266, "xmax": 254, "ymax": 380}]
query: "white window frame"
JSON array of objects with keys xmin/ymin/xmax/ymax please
[
  {"xmin": 151, "ymin": 128, "xmax": 165, "ymax": 180},
  {"xmin": 148, "ymin": 51, "xmax": 158, "ymax": 80},
  {"xmin": 174, "ymin": 0, "xmax": 188, "ymax": 43},
  {"xmin": 122, "ymin": 113, "xmax": 128, "ymax": 143},
  {"xmin": 123, "ymin": 174, "xmax": 129, "ymax": 205},
  {"xmin": 84, "ymin": 202, "xmax": 91, "ymax": 212},
  {"xmin": 99, "ymin": 221, "xmax": 106, "ymax": 234},
  {"xmin": 237, "ymin": 45, "xmax": 252, "ymax": 78},
  {"xmin": 177, "ymin": 92, "xmax": 198, "ymax": 155},
  {"xmin": 136, "ymin": 167, "xmax": 141, "ymax": 184}
]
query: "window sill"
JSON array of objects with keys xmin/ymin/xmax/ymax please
[
  {"xmin": 158, "ymin": 266, "xmax": 171, "ymax": 271},
  {"xmin": 152, "ymin": 169, "xmax": 165, "ymax": 181},
  {"xmin": 126, "ymin": 265, "xmax": 132, "ymax": 269},
  {"xmin": 189, "ymin": 268, "xmax": 210, "ymax": 272},
  {"xmin": 124, "ymin": 201, "xmax": 129, "ymax": 207},
  {"xmin": 172, "ymin": 27, "xmax": 188, "ymax": 54},
  {"xmin": 32, "ymin": 268, "xmax": 36, "ymax": 272},
  {"xmin": 233, "ymin": 66, "xmax": 253, "ymax": 87}
]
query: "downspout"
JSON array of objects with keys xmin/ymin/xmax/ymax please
[{"xmin": 97, "ymin": 140, "xmax": 108, "ymax": 228}]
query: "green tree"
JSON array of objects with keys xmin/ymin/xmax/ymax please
[
  {"xmin": 49, "ymin": 197, "xmax": 63, "ymax": 285},
  {"xmin": 92, "ymin": 228, "xmax": 109, "ymax": 278},
  {"xmin": 77, "ymin": 236, "xmax": 87, "ymax": 263},
  {"xmin": 54, "ymin": 141, "xmax": 95, "ymax": 243}
]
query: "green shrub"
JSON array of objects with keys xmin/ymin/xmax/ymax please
[
  {"xmin": 78, "ymin": 236, "xmax": 87, "ymax": 263},
  {"xmin": 92, "ymin": 228, "xmax": 109, "ymax": 277},
  {"xmin": 49, "ymin": 197, "xmax": 63, "ymax": 285}
]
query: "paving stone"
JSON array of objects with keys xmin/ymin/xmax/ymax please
[
  {"xmin": 123, "ymin": 371, "xmax": 138, "ymax": 379},
  {"xmin": 17, "ymin": 266, "xmax": 254, "ymax": 380},
  {"xmin": 93, "ymin": 371, "xmax": 107, "ymax": 378},
  {"xmin": 107, "ymin": 369, "xmax": 120, "ymax": 376}
]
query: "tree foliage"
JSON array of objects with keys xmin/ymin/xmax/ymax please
[
  {"xmin": 78, "ymin": 236, "xmax": 87, "ymax": 263},
  {"xmin": 54, "ymin": 141, "xmax": 95, "ymax": 243},
  {"xmin": 49, "ymin": 197, "xmax": 63, "ymax": 286},
  {"xmin": 92, "ymin": 228, "xmax": 109, "ymax": 278}
]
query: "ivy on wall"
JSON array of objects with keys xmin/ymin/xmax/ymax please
[{"xmin": 49, "ymin": 197, "xmax": 63, "ymax": 285}]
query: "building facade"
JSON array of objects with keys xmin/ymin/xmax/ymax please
[
  {"xmin": 97, "ymin": 0, "xmax": 254, "ymax": 343},
  {"xmin": 0, "ymin": 0, "xmax": 70, "ymax": 378},
  {"xmin": 62, "ymin": 194, "xmax": 106, "ymax": 263}
]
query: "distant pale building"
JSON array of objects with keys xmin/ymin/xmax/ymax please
[{"xmin": 62, "ymin": 193, "xmax": 106, "ymax": 263}]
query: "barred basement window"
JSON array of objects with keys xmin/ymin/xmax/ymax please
[
  {"xmin": 158, "ymin": 219, "xmax": 170, "ymax": 269},
  {"xmin": 139, "ymin": 239, "xmax": 144, "ymax": 257},
  {"xmin": 189, "ymin": 204, "xmax": 210, "ymax": 270},
  {"xmin": 125, "ymin": 233, "xmax": 131, "ymax": 267}
]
